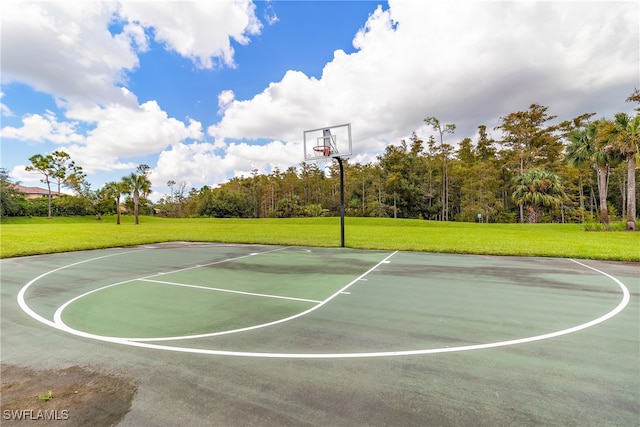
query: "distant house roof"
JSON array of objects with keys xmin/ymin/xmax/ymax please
[
  {"xmin": 14, "ymin": 185, "xmax": 49, "ymax": 195},
  {"xmin": 12, "ymin": 184, "xmax": 69, "ymax": 197}
]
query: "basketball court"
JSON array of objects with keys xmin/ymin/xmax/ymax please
[{"xmin": 1, "ymin": 243, "xmax": 638, "ymax": 425}]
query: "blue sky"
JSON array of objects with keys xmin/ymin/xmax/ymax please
[
  {"xmin": 1, "ymin": 1, "xmax": 638, "ymax": 200},
  {"xmin": 126, "ymin": 2, "xmax": 374, "ymax": 127}
]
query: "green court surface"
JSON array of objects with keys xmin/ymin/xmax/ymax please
[
  {"xmin": 58, "ymin": 247, "xmax": 383, "ymax": 339},
  {"xmin": 2, "ymin": 243, "xmax": 639, "ymax": 426}
]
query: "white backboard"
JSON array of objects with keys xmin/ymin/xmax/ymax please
[{"xmin": 303, "ymin": 123, "xmax": 352, "ymax": 162}]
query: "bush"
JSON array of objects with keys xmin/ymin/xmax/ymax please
[
  {"xmin": 583, "ymin": 221, "xmax": 628, "ymax": 232},
  {"xmin": 304, "ymin": 204, "xmax": 329, "ymax": 217},
  {"xmin": 53, "ymin": 195, "xmax": 94, "ymax": 216},
  {"xmin": 493, "ymin": 210, "xmax": 517, "ymax": 223}
]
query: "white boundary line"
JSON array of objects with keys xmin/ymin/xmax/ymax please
[
  {"xmin": 16, "ymin": 249, "xmax": 141, "ymax": 328},
  {"xmin": 17, "ymin": 251, "xmax": 632, "ymax": 359}
]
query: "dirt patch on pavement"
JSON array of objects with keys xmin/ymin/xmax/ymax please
[{"xmin": 1, "ymin": 364, "xmax": 136, "ymax": 426}]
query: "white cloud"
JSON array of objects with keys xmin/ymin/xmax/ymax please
[
  {"xmin": 224, "ymin": 139, "xmax": 300, "ymax": 176},
  {"xmin": 60, "ymin": 100, "xmax": 204, "ymax": 172},
  {"xmin": 217, "ymin": 90, "xmax": 236, "ymax": 114},
  {"xmin": 0, "ymin": 1, "xmax": 138, "ymax": 105},
  {"xmin": 118, "ymin": 21, "xmax": 150, "ymax": 53},
  {"xmin": 152, "ymin": 142, "xmax": 222, "ymax": 189},
  {"xmin": 1, "ymin": 1, "xmax": 262, "ymax": 104},
  {"xmin": 152, "ymin": 138, "xmax": 299, "ymax": 192},
  {"xmin": 263, "ymin": 0, "xmax": 278, "ymax": 26},
  {"xmin": 117, "ymin": 0, "xmax": 261, "ymax": 69},
  {"xmin": 11, "ymin": 165, "xmax": 41, "ymax": 187},
  {"xmin": 211, "ymin": 1, "xmax": 638, "ymax": 159},
  {"xmin": 3, "ymin": 98, "xmax": 205, "ymax": 176},
  {"xmin": 0, "ymin": 110, "xmax": 84, "ymax": 144},
  {"xmin": 0, "ymin": 104, "xmax": 13, "ymax": 117},
  {"xmin": 0, "ymin": 92, "xmax": 14, "ymax": 117},
  {"xmin": 208, "ymin": 69, "xmax": 325, "ymax": 142}
]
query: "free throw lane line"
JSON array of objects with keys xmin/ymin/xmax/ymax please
[{"xmin": 139, "ymin": 278, "xmax": 323, "ymax": 303}]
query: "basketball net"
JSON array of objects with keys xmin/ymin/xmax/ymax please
[
  {"xmin": 312, "ymin": 143, "xmax": 336, "ymax": 169},
  {"xmin": 317, "ymin": 157, "xmax": 332, "ymax": 169}
]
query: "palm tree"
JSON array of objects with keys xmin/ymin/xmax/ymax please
[
  {"xmin": 103, "ymin": 181, "xmax": 129, "ymax": 225},
  {"xmin": 512, "ymin": 169, "xmax": 566, "ymax": 223},
  {"xmin": 599, "ymin": 113, "xmax": 640, "ymax": 230},
  {"xmin": 122, "ymin": 165, "xmax": 152, "ymax": 225},
  {"xmin": 565, "ymin": 121, "xmax": 617, "ymax": 224}
]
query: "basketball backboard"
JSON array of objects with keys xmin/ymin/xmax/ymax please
[{"xmin": 303, "ymin": 123, "xmax": 352, "ymax": 162}]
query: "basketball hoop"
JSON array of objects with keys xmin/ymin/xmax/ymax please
[
  {"xmin": 313, "ymin": 145, "xmax": 332, "ymax": 157},
  {"xmin": 303, "ymin": 123, "xmax": 352, "ymax": 248},
  {"xmin": 303, "ymin": 123, "xmax": 351, "ymax": 163}
]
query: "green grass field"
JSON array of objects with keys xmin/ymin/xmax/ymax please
[{"xmin": 1, "ymin": 215, "xmax": 638, "ymax": 260}]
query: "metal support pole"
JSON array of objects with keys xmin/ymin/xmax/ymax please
[{"xmin": 337, "ymin": 157, "xmax": 345, "ymax": 248}]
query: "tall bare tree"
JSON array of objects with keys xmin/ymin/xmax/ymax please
[{"xmin": 424, "ymin": 117, "xmax": 456, "ymax": 221}]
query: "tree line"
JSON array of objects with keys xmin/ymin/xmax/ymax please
[
  {"xmin": 1, "ymin": 160, "xmax": 152, "ymax": 225},
  {"xmin": 2, "ymin": 91, "xmax": 638, "ymax": 229}
]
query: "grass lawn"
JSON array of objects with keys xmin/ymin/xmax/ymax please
[{"xmin": 1, "ymin": 215, "xmax": 638, "ymax": 261}]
